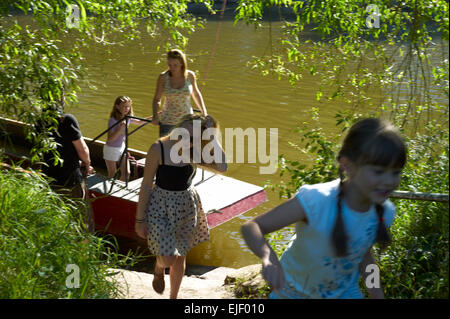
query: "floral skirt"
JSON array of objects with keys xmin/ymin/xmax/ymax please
[{"xmin": 145, "ymin": 185, "xmax": 210, "ymax": 256}]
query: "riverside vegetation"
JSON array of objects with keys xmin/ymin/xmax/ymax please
[{"xmin": 0, "ymin": 164, "xmax": 140, "ymax": 298}]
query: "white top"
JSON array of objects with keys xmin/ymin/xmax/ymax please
[{"xmin": 270, "ymin": 179, "xmax": 396, "ymax": 299}]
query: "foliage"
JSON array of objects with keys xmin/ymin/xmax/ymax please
[
  {"xmin": 234, "ymin": 0, "xmax": 449, "ymax": 130},
  {"xmin": 235, "ymin": 0, "xmax": 449, "ymax": 298},
  {"xmin": 375, "ymin": 124, "xmax": 449, "ymax": 298},
  {"xmin": 265, "ymin": 109, "xmax": 362, "ymax": 200},
  {"xmin": 227, "ymin": 272, "xmax": 271, "ymax": 299},
  {"xmin": 0, "ymin": 165, "xmax": 140, "ymax": 298},
  {"xmin": 0, "ymin": 0, "xmax": 212, "ymax": 162}
]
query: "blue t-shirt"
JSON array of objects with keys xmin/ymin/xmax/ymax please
[{"xmin": 270, "ymin": 179, "xmax": 396, "ymax": 299}]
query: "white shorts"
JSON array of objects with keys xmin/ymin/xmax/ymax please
[{"xmin": 103, "ymin": 143, "xmax": 125, "ymax": 162}]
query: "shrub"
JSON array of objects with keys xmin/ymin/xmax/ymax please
[
  {"xmin": 376, "ymin": 126, "xmax": 449, "ymax": 298},
  {"xmin": 0, "ymin": 165, "xmax": 133, "ymax": 298}
]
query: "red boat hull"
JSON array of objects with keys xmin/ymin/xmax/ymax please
[{"xmin": 89, "ymin": 187, "xmax": 267, "ymax": 240}]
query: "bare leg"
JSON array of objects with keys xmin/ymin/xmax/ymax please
[
  {"xmin": 119, "ymin": 156, "xmax": 130, "ymax": 181},
  {"xmin": 152, "ymin": 256, "xmax": 168, "ymax": 294},
  {"xmin": 104, "ymin": 160, "xmax": 117, "ymax": 179},
  {"xmin": 169, "ymin": 256, "xmax": 186, "ymax": 299}
]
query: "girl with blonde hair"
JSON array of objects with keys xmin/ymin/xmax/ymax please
[
  {"xmin": 103, "ymin": 96, "xmax": 149, "ymax": 181},
  {"xmin": 151, "ymin": 49, "xmax": 208, "ymax": 137}
]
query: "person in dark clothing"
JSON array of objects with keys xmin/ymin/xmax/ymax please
[
  {"xmin": 43, "ymin": 114, "xmax": 89, "ymax": 185},
  {"xmin": 42, "ymin": 111, "xmax": 95, "ymax": 232}
]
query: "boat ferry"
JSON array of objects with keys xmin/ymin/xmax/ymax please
[{"xmin": 1, "ymin": 116, "xmax": 268, "ymax": 265}]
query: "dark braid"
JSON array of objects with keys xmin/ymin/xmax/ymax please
[
  {"xmin": 375, "ymin": 204, "xmax": 392, "ymax": 248},
  {"xmin": 331, "ymin": 118, "xmax": 406, "ymax": 257},
  {"xmin": 332, "ymin": 170, "xmax": 349, "ymax": 257}
]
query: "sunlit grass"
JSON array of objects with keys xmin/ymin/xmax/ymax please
[{"xmin": 0, "ymin": 164, "xmax": 137, "ymax": 298}]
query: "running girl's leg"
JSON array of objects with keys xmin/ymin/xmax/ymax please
[{"xmin": 153, "ymin": 256, "xmax": 185, "ymax": 298}]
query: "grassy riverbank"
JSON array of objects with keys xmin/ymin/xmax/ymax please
[{"xmin": 0, "ymin": 165, "xmax": 133, "ymax": 298}]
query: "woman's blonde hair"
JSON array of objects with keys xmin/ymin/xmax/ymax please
[
  {"xmin": 167, "ymin": 49, "xmax": 188, "ymax": 78},
  {"xmin": 110, "ymin": 96, "xmax": 133, "ymax": 120}
]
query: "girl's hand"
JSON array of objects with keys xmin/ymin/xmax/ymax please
[
  {"xmin": 151, "ymin": 117, "xmax": 159, "ymax": 126},
  {"xmin": 262, "ymin": 250, "xmax": 285, "ymax": 291},
  {"xmin": 135, "ymin": 222, "xmax": 148, "ymax": 239}
]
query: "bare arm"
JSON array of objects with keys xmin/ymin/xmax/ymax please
[
  {"xmin": 189, "ymin": 71, "xmax": 207, "ymax": 116},
  {"xmin": 152, "ymin": 73, "xmax": 165, "ymax": 125},
  {"xmin": 241, "ymin": 196, "xmax": 308, "ymax": 290},
  {"xmin": 135, "ymin": 142, "xmax": 161, "ymax": 239},
  {"xmin": 136, "ymin": 142, "xmax": 160, "ymax": 220},
  {"xmin": 130, "ymin": 117, "xmax": 151, "ymax": 126},
  {"xmin": 72, "ymin": 137, "xmax": 94, "ymax": 176},
  {"xmin": 106, "ymin": 120, "xmax": 126, "ymax": 143},
  {"xmin": 359, "ymin": 247, "xmax": 385, "ymax": 299}
]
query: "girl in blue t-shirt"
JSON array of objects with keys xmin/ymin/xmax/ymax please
[
  {"xmin": 103, "ymin": 96, "xmax": 150, "ymax": 181},
  {"xmin": 241, "ymin": 118, "xmax": 407, "ymax": 299}
]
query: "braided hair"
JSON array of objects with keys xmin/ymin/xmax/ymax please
[{"xmin": 332, "ymin": 118, "xmax": 407, "ymax": 257}]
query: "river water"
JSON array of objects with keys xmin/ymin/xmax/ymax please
[{"xmin": 5, "ymin": 13, "xmax": 446, "ymax": 267}]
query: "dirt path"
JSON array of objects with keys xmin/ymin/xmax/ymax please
[{"xmin": 109, "ymin": 266, "xmax": 238, "ymax": 299}]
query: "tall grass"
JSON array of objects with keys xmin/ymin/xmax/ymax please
[{"xmin": 0, "ymin": 165, "xmax": 134, "ymax": 298}]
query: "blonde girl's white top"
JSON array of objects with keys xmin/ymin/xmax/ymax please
[
  {"xmin": 160, "ymin": 72, "xmax": 193, "ymax": 125},
  {"xmin": 270, "ymin": 179, "xmax": 396, "ymax": 299}
]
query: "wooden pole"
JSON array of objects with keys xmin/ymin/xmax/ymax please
[{"xmin": 390, "ymin": 190, "xmax": 449, "ymax": 202}]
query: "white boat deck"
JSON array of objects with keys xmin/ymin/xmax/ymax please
[{"xmin": 86, "ymin": 168, "xmax": 265, "ymax": 214}]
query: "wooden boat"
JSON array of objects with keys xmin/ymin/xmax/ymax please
[
  {"xmin": 1, "ymin": 116, "xmax": 268, "ymax": 264},
  {"xmin": 87, "ymin": 167, "xmax": 267, "ymax": 239}
]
